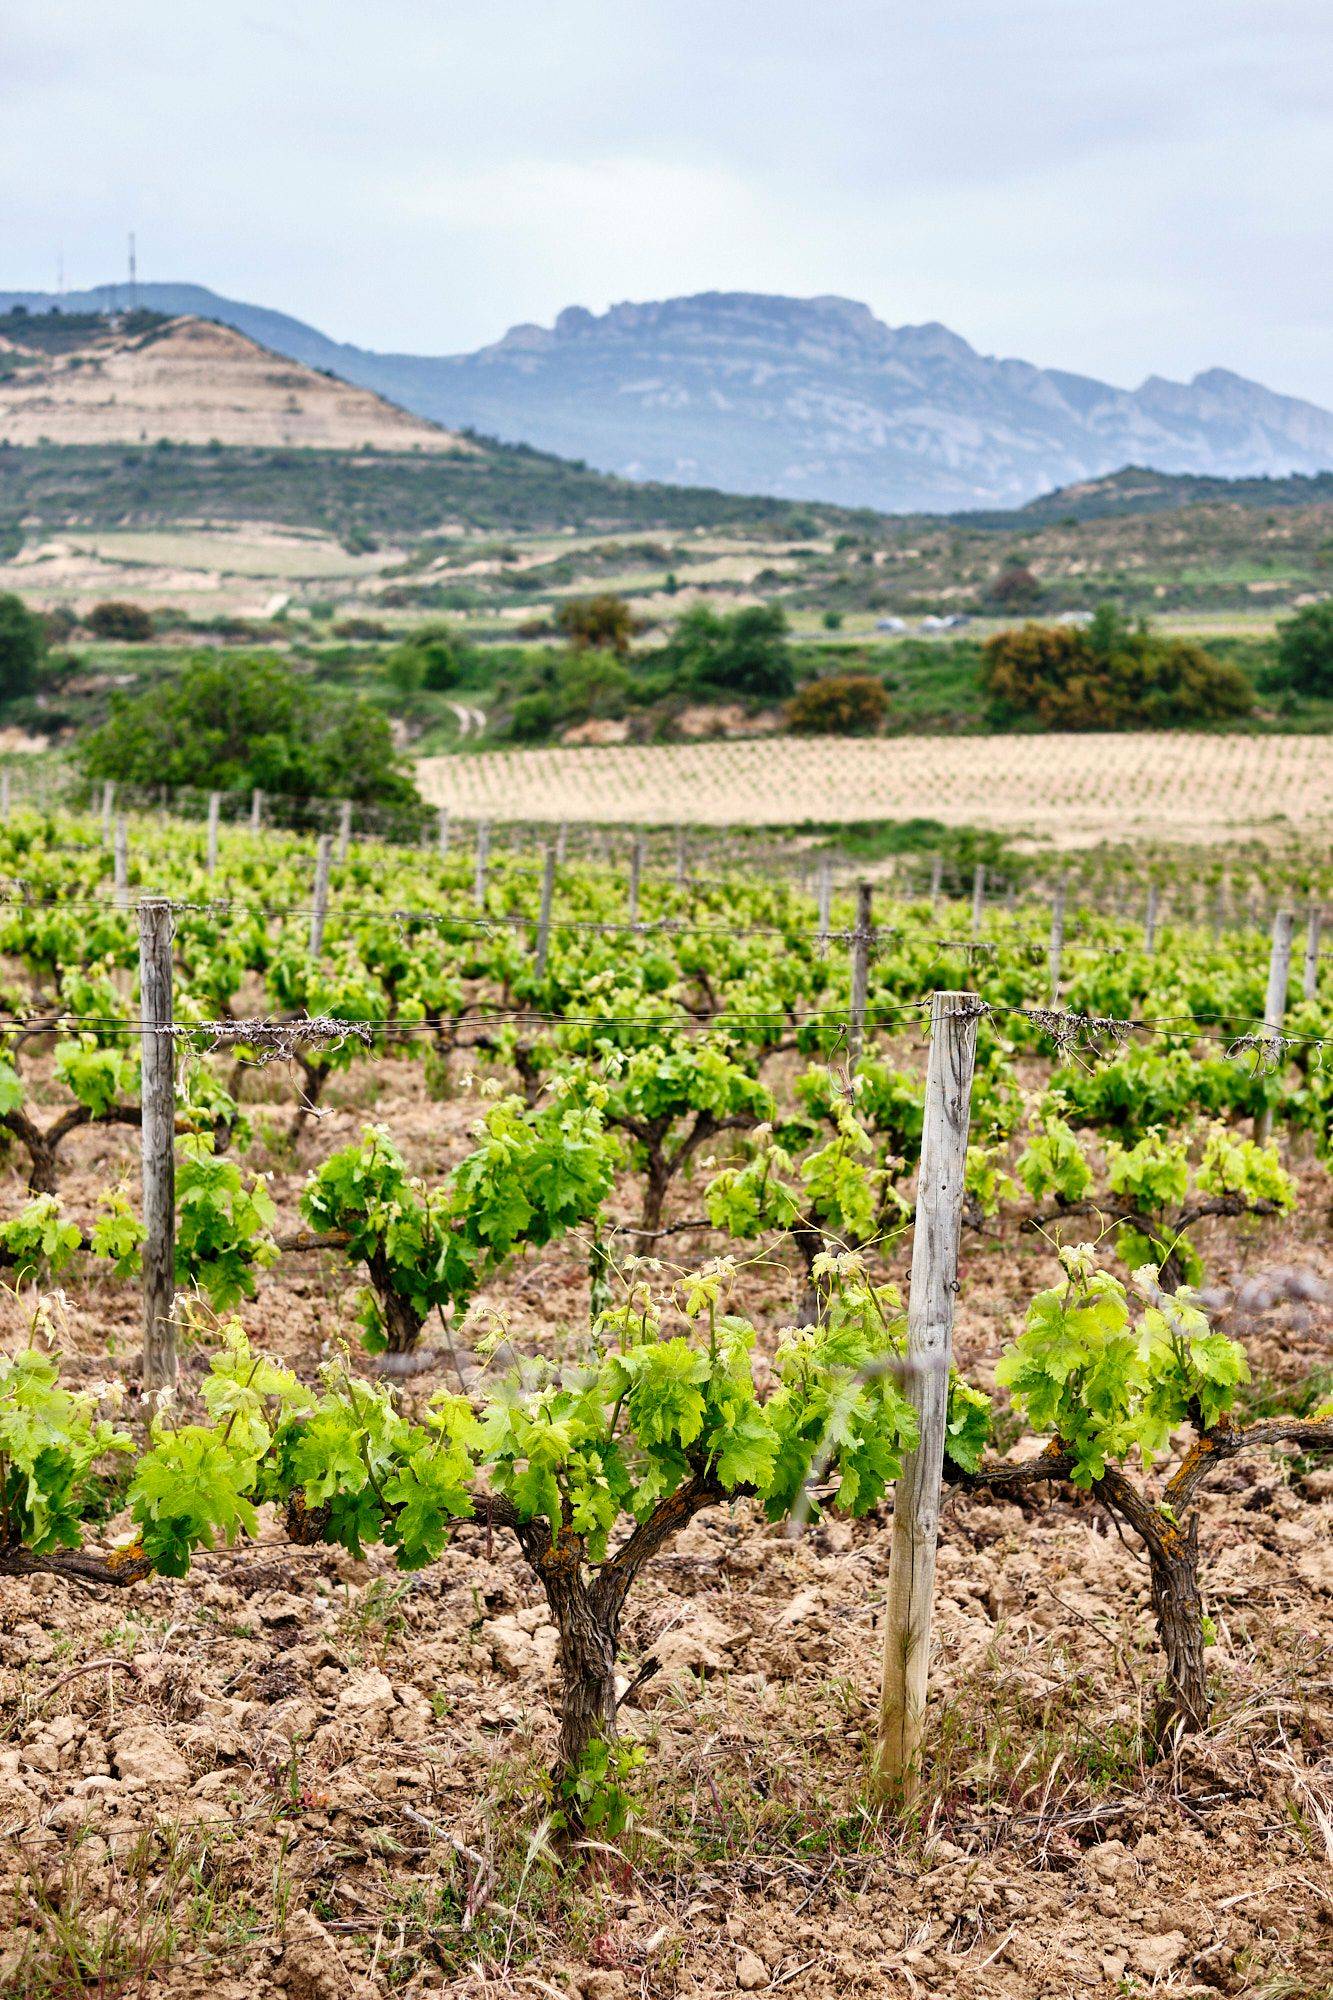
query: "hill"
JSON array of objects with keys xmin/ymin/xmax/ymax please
[
  {"xmin": 0, "ymin": 308, "xmax": 471, "ymax": 454},
  {"xmin": 3, "ymin": 283, "xmax": 1331, "ymax": 512},
  {"xmin": 999, "ymin": 464, "xmax": 1333, "ymax": 525}
]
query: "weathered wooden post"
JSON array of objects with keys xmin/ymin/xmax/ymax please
[
  {"xmin": 101, "ymin": 781, "xmax": 116, "ymax": 847},
  {"xmin": 816, "ymin": 856, "xmax": 833, "ymax": 949},
  {"xmin": 1257, "ymin": 909, "xmax": 1295, "ymax": 1144},
  {"xmin": 556, "ymin": 820, "xmax": 569, "ymax": 866},
  {"xmin": 1303, "ymin": 903, "xmax": 1322, "ymax": 1003},
  {"xmin": 113, "ymin": 816, "xmax": 130, "ymax": 908},
  {"xmin": 872, "ymin": 988, "xmax": 979, "ymax": 1803},
  {"xmin": 970, "ymin": 864, "xmax": 986, "ymax": 940},
  {"xmin": 928, "ymin": 854, "xmax": 943, "ymax": 909},
  {"xmin": 437, "ymin": 805, "xmax": 450, "ymax": 858},
  {"xmin": 848, "ymin": 881, "xmax": 874, "ymax": 1071},
  {"xmin": 336, "ymin": 800, "xmax": 353, "ymax": 865},
  {"xmin": 1143, "ymin": 883, "xmax": 1160, "ymax": 954},
  {"xmin": 534, "ymin": 844, "xmax": 557, "ymax": 978},
  {"xmin": 675, "ymin": 825, "xmax": 688, "ymax": 886},
  {"xmin": 1048, "ymin": 874, "xmax": 1067, "ymax": 1006},
  {"xmin": 628, "ymin": 834, "xmax": 645, "ymax": 924},
  {"xmin": 205, "ymin": 792, "xmax": 221, "ymax": 877},
  {"xmin": 309, "ymin": 834, "xmax": 333, "ymax": 957},
  {"xmin": 138, "ymin": 899, "xmax": 177, "ymax": 1393},
  {"xmin": 250, "ymin": 788, "xmax": 263, "ymax": 832},
  {"xmin": 474, "ymin": 820, "xmax": 490, "ymax": 910}
]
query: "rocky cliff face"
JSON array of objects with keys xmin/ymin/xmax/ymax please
[{"xmin": 5, "ymin": 284, "xmax": 1330, "ymax": 512}]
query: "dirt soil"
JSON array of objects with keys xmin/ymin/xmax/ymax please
[{"xmin": 2, "ymin": 1046, "xmax": 1331, "ymax": 1999}]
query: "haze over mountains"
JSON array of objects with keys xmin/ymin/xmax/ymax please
[{"xmin": 4, "ymin": 282, "xmax": 1333, "ymax": 513}]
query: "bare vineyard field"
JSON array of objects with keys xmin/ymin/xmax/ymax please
[{"xmin": 418, "ymin": 730, "xmax": 1333, "ymax": 844}]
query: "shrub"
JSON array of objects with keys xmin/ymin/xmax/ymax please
[
  {"xmin": 382, "ymin": 622, "xmax": 475, "ymax": 694},
  {"xmin": 510, "ymin": 691, "xmax": 557, "ymax": 741},
  {"xmin": 80, "ymin": 654, "xmax": 422, "ymax": 811},
  {"xmin": 659, "ymin": 603, "xmax": 795, "ymax": 700},
  {"xmin": 787, "ymin": 673, "xmax": 888, "ymax": 735},
  {"xmin": 0, "ymin": 592, "xmax": 45, "ymax": 701},
  {"xmin": 86, "ymin": 600, "xmax": 155, "ymax": 642},
  {"xmin": 556, "ymin": 594, "xmax": 635, "ymax": 658},
  {"xmin": 1275, "ymin": 600, "xmax": 1333, "ymax": 698},
  {"xmin": 981, "ymin": 607, "xmax": 1252, "ymax": 728},
  {"xmin": 988, "ymin": 564, "xmax": 1041, "ymax": 613}
]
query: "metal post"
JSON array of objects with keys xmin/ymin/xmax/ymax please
[
  {"xmin": 534, "ymin": 845, "xmax": 557, "ymax": 978},
  {"xmin": 138, "ymin": 899, "xmax": 177, "ymax": 1394},
  {"xmin": 1257, "ymin": 909, "xmax": 1295, "ymax": 1145},
  {"xmin": 848, "ymin": 881, "xmax": 874, "ymax": 1071}
]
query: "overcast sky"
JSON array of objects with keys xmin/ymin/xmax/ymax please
[{"xmin": 3, "ymin": 1, "xmax": 1330, "ymax": 402}]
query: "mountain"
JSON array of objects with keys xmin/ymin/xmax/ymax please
[
  {"xmin": 4, "ymin": 283, "xmax": 1331, "ymax": 513},
  {"xmin": 0, "ymin": 307, "xmax": 470, "ymax": 454}
]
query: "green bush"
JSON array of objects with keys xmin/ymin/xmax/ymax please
[
  {"xmin": 383, "ymin": 622, "xmax": 475, "ymax": 694},
  {"xmin": 1275, "ymin": 600, "xmax": 1333, "ymax": 698},
  {"xmin": 556, "ymin": 594, "xmax": 635, "ymax": 657},
  {"xmin": 658, "ymin": 603, "xmax": 794, "ymax": 700},
  {"xmin": 981, "ymin": 607, "xmax": 1252, "ymax": 728},
  {"xmin": 787, "ymin": 673, "xmax": 888, "ymax": 734},
  {"xmin": 86, "ymin": 600, "xmax": 155, "ymax": 642},
  {"xmin": 80, "ymin": 654, "xmax": 423, "ymax": 811},
  {"xmin": 0, "ymin": 592, "xmax": 45, "ymax": 701}
]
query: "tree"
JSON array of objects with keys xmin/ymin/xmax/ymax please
[
  {"xmin": 659, "ymin": 604, "xmax": 794, "ymax": 700},
  {"xmin": 556, "ymin": 594, "xmax": 635, "ymax": 658},
  {"xmin": 981, "ymin": 610, "xmax": 1252, "ymax": 729},
  {"xmin": 0, "ymin": 592, "xmax": 44, "ymax": 701},
  {"xmin": 1275, "ymin": 600, "xmax": 1333, "ymax": 698},
  {"xmin": 787, "ymin": 673, "xmax": 887, "ymax": 735},
  {"xmin": 79, "ymin": 654, "xmax": 423, "ymax": 810},
  {"xmin": 383, "ymin": 622, "xmax": 473, "ymax": 694},
  {"xmin": 988, "ymin": 564, "xmax": 1041, "ymax": 613},
  {"xmin": 86, "ymin": 601, "xmax": 155, "ymax": 642}
]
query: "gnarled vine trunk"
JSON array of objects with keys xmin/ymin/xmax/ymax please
[{"xmin": 1145, "ymin": 1512, "xmax": 1209, "ymax": 1741}]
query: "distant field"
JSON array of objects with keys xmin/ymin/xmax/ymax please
[{"xmin": 417, "ymin": 733, "xmax": 1333, "ymax": 846}]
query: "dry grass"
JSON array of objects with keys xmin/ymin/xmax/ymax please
[{"xmin": 417, "ymin": 732, "xmax": 1333, "ymax": 844}]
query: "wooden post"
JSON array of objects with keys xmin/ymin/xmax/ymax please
[
  {"xmin": 1257, "ymin": 909, "xmax": 1295, "ymax": 1144},
  {"xmin": 628, "ymin": 834, "xmax": 644, "ymax": 924},
  {"xmin": 101, "ymin": 780, "xmax": 116, "ymax": 847},
  {"xmin": 675, "ymin": 825, "xmax": 687, "ymax": 886},
  {"xmin": 848, "ymin": 881, "xmax": 874, "ymax": 1071},
  {"xmin": 970, "ymin": 864, "xmax": 985, "ymax": 940},
  {"xmin": 1303, "ymin": 903, "xmax": 1322, "ymax": 1003},
  {"xmin": 534, "ymin": 844, "xmax": 557, "ymax": 977},
  {"xmin": 113, "ymin": 816, "xmax": 130, "ymax": 908},
  {"xmin": 437, "ymin": 805, "xmax": 450, "ymax": 858},
  {"xmin": 0, "ymin": 769, "xmax": 9, "ymax": 820},
  {"xmin": 250, "ymin": 787, "xmax": 263, "ymax": 832},
  {"xmin": 556, "ymin": 820, "xmax": 568, "ymax": 866},
  {"xmin": 336, "ymin": 800, "xmax": 353, "ymax": 865},
  {"xmin": 474, "ymin": 821, "xmax": 490, "ymax": 910},
  {"xmin": 1048, "ymin": 874, "xmax": 1067, "ymax": 1006},
  {"xmin": 1143, "ymin": 883, "xmax": 1160, "ymax": 954},
  {"xmin": 928, "ymin": 854, "xmax": 943, "ymax": 909},
  {"xmin": 872, "ymin": 989, "xmax": 979, "ymax": 1802},
  {"xmin": 817, "ymin": 856, "xmax": 833, "ymax": 948},
  {"xmin": 309, "ymin": 834, "xmax": 333, "ymax": 957},
  {"xmin": 138, "ymin": 899, "xmax": 177, "ymax": 1394},
  {"xmin": 205, "ymin": 791, "xmax": 221, "ymax": 876}
]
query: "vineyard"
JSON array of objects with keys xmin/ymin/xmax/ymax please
[{"xmin": 0, "ymin": 795, "xmax": 1330, "ymax": 1999}]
